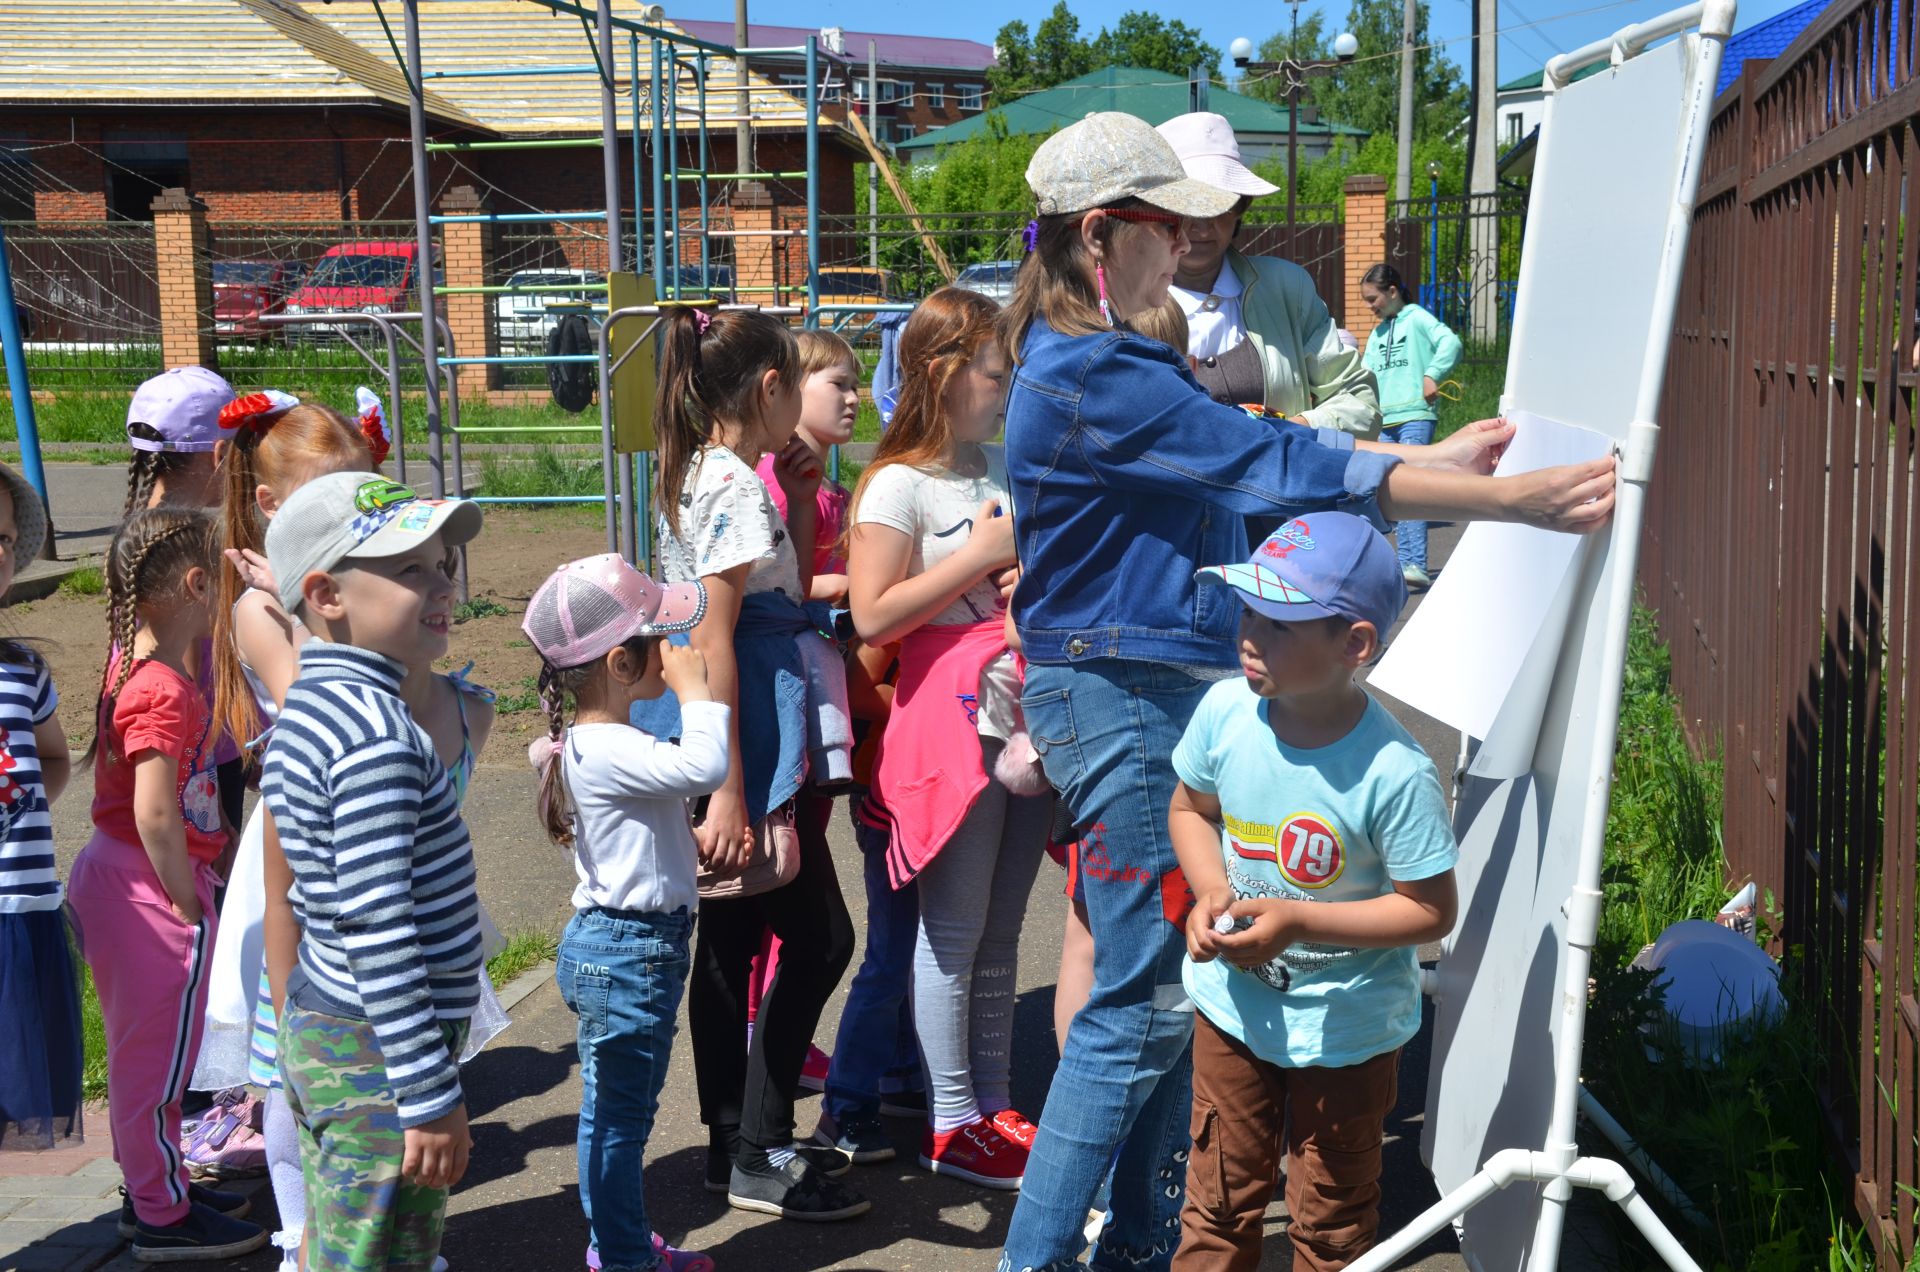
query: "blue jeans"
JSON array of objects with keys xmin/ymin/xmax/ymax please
[
  {"xmin": 1000, "ymin": 659, "xmax": 1209, "ymax": 1272},
  {"xmin": 557, "ymin": 907, "xmax": 692, "ymax": 1272},
  {"xmin": 1382, "ymin": 417, "xmax": 1435, "ymax": 570},
  {"xmin": 823, "ymin": 811, "xmax": 923, "ymax": 1121}
]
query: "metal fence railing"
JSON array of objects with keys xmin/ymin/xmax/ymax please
[
  {"xmin": 1386, "ymin": 192, "xmax": 1528, "ymax": 363},
  {"xmin": 1644, "ymin": 2, "xmax": 1920, "ymax": 1259}
]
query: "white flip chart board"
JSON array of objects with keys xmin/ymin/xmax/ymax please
[{"xmin": 1366, "ymin": 26, "xmax": 1717, "ymax": 1272}]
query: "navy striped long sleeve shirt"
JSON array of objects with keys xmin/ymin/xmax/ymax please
[{"xmin": 261, "ymin": 641, "xmax": 481, "ymax": 1127}]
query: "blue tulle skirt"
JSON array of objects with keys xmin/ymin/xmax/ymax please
[{"xmin": 0, "ymin": 905, "xmax": 86, "ymax": 1150}]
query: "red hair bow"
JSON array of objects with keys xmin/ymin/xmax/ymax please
[
  {"xmin": 355, "ymin": 386, "xmax": 391, "ymax": 467},
  {"xmin": 218, "ymin": 389, "xmax": 300, "ymax": 433}
]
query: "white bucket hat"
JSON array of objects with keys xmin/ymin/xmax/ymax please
[
  {"xmin": 1157, "ymin": 112, "xmax": 1280, "ymax": 198},
  {"xmin": 1026, "ymin": 112, "xmax": 1241, "ymax": 219}
]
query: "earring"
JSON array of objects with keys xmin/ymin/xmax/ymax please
[{"xmin": 1095, "ymin": 261, "xmax": 1113, "ymax": 325}]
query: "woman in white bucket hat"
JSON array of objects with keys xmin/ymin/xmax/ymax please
[
  {"xmin": 1155, "ymin": 111, "xmax": 1381, "ymax": 442},
  {"xmin": 994, "ymin": 111, "xmax": 1619, "ymax": 1272}
]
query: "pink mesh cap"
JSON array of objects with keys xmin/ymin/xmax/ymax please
[{"xmin": 522, "ymin": 553, "xmax": 706, "ymax": 669}]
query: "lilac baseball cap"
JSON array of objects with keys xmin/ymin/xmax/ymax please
[
  {"xmin": 127, "ymin": 366, "xmax": 236, "ymax": 453},
  {"xmin": 1196, "ymin": 512, "xmax": 1408, "ymax": 634},
  {"xmin": 523, "ymin": 553, "xmax": 707, "ymax": 669}
]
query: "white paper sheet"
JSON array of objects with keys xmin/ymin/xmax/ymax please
[{"xmin": 1368, "ymin": 409, "xmax": 1613, "ymax": 742}]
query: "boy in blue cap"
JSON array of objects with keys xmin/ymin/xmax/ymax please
[{"xmin": 1167, "ymin": 512, "xmax": 1459, "ymax": 1272}]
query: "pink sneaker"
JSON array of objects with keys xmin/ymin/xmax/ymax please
[
  {"xmin": 798, "ymin": 1044, "xmax": 832, "ymax": 1093},
  {"xmin": 184, "ymin": 1090, "xmax": 267, "ymax": 1180},
  {"xmin": 585, "ymin": 1235, "xmax": 714, "ymax": 1272}
]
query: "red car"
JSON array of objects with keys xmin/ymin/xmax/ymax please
[
  {"xmin": 212, "ymin": 259, "xmax": 302, "ymax": 338},
  {"xmin": 283, "ymin": 241, "xmax": 439, "ymax": 340}
]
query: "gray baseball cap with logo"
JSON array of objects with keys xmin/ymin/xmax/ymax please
[
  {"xmin": 265, "ymin": 471, "xmax": 482, "ymax": 613},
  {"xmin": 1026, "ymin": 111, "xmax": 1242, "ymax": 219}
]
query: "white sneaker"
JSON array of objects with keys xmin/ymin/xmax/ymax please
[
  {"xmin": 271, "ymin": 1228, "xmax": 301, "ymax": 1272},
  {"xmin": 1402, "ymin": 564, "xmax": 1433, "ymax": 589}
]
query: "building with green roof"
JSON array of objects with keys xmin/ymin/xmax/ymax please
[{"xmin": 895, "ymin": 65, "xmax": 1368, "ymax": 161}]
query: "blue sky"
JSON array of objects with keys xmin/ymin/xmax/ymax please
[{"xmin": 728, "ymin": 0, "xmax": 1812, "ymax": 85}]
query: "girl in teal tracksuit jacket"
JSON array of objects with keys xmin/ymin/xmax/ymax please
[{"xmin": 1360, "ymin": 263, "xmax": 1462, "ymax": 582}]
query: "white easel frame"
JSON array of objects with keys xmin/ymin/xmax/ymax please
[{"xmin": 1350, "ymin": 5, "xmax": 1735, "ymax": 1270}]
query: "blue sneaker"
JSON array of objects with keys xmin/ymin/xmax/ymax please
[
  {"xmin": 131, "ymin": 1199, "xmax": 268, "ymax": 1263},
  {"xmin": 118, "ymin": 1184, "xmax": 251, "ymax": 1240}
]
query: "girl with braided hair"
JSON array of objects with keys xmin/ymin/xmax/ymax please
[
  {"xmin": 68, "ymin": 507, "xmax": 269, "ymax": 1263},
  {"xmin": 524, "ymin": 554, "xmax": 721, "ymax": 1272}
]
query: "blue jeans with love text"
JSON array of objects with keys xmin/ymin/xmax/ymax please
[
  {"xmin": 1382, "ymin": 417, "xmax": 1435, "ymax": 570},
  {"xmin": 999, "ymin": 658, "xmax": 1209, "ymax": 1272},
  {"xmin": 557, "ymin": 906, "xmax": 692, "ymax": 1272}
]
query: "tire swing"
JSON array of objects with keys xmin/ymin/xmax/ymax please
[{"xmin": 546, "ymin": 312, "xmax": 595, "ymax": 413}]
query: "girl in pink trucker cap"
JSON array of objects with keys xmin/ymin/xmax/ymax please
[{"xmin": 523, "ymin": 553, "xmax": 723, "ymax": 1272}]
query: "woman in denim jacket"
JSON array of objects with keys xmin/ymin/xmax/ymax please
[{"xmin": 995, "ymin": 112, "xmax": 1617, "ymax": 1272}]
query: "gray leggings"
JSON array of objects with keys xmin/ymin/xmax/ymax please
[{"xmin": 912, "ymin": 736, "xmax": 1052, "ymax": 1131}]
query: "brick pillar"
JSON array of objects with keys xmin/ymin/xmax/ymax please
[
  {"xmin": 151, "ymin": 188, "xmax": 216, "ymax": 370},
  {"xmin": 729, "ymin": 181, "xmax": 780, "ymax": 307},
  {"xmin": 438, "ymin": 185, "xmax": 498, "ymax": 395},
  {"xmin": 1342, "ymin": 174, "xmax": 1388, "ymax": 345}
]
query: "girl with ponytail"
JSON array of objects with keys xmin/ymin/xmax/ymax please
[
  {"xmin": 641, "ymin": 306, "xmax": 866, "ymax": 1221},
  {"xmin": 522, "ymin": 555, "xmax": 721, "ymax": 1272},
  {"xmin": 68, "ymin": 508, "xmax": 270, "ymax": 1261}
]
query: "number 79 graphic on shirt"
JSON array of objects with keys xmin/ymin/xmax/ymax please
[{"xmin": 1276, "ymin": 813, "xmax": 1345, "ymax": 889}]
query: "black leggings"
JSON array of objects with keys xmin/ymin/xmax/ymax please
[{"xmin": 689, "ymin": 794, "xmax": 854, "ymax": 1154}]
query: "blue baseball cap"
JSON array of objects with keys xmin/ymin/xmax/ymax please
[{"xmin": 1196, "ymin": 513, "xmax": 1408, "ymax": 634}]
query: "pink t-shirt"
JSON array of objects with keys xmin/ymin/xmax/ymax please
[{"xmin": 754, "ymin": 454, "xmax": 850, "ymax": 577}]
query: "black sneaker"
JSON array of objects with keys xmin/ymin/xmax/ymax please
[
  {"xmin": 814, "ymin": 1111, "xmax": 895, "ymax": 1164},
  {"xmin": 118, "ymin": 1184, "xmax": 252, "ymax": 1240},
  {"xmin": 878, "ymin": 1089, "xmax": 927, "ymax": 1120},
  {"xmin": 727, "ymin": 1153, "xmax": 870, "ymax": 1222},
  {"xmin": 131, "ymin": 1199, "xmax": 268, "ymax": 1263},
  {"xmin": 787, "ymin": 1141, "xmax": 852, "ymax": 1178}
]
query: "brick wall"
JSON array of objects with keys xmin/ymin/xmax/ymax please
[
  {"xmin": 1342, "ymin": 175, "xmax": 1388, "ymax": 346},
  {"xmin": 151, "ymin": 188, "xmax": 215, "ymax": 369}
]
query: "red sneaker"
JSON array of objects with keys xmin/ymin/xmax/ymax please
[
  {"xmin": 798, "ymin": 1044, "xmax": 832, "ymax": 1093},
  {"xmin": 918, "ymin": 1116, "xmax": 1027, "ymax": 1190},
  {"xmin": 990, "ymin": 1107, "xmax": 1038, "ymax": 1148}
]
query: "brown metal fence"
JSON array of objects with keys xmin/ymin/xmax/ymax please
[{"xmin": 1646, "ymin": 0, "xmax": 1920, "ymax": 1258}]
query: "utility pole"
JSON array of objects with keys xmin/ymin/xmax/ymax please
[
  {"xmin": 1469, "ymin": 0, "xmax": 1498, "ymax": 339},
  {"xmin": 734, "ymin": 0, "xmax": 751, "ymax": 181},
  {"xmin": 869, "ymin": 40, "xmax": 879, "ymax": 271},
  {"xmin": 1395, "ymin": 0, "xmax": 1416, "ymax": 205}
]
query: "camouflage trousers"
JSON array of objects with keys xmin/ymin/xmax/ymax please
[{"xmin": 279, "ymin": 1004, "xmax": 470, "ymax": 1272}]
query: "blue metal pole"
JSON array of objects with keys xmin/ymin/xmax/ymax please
[
  {"xmin": 631, "ymin": 32, "xmax": 645, "ymax": 269},
  {"xmin": 805, "ymin": 35, "xmax": 820, "ymax": 317},
  {"xmin": 651, "ymin": 37, "xmax": 667, "ymax": 294},
  {"xmin": 1428, "ymin": 173, "xmax": 1440, "ymax": 317},
  {"xmin": 0, "ymin": 222, "xmax": 47, "ymax": 533},
  {"xmin": 697, "ymin": 53, "xmax": 712, "ymax": 294},
  {"xmin": 668, "ymin": 55, "xmax": 683, "ymax": 291}
]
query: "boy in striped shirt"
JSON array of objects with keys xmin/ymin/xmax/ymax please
[{"xmin": 260, "ymin": 472, "xmax": 484, "ymax": 1272}]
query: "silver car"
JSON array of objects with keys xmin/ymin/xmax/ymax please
[{"xmin": 953, "ymin": 260, "xmax": 1021, "ymax": 304}]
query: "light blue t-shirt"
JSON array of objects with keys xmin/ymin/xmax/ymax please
[{"xmin": 1173, "ymin": 680, "xmax": 1458, "ymax": 1069}]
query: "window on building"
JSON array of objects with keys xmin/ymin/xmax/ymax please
[
  {"xmin": 926, "ymin": 82, "xmax": 944, "ymax": 108},
  {"xmin": 1505, "ymin": 112, "xmax": 1524, "ymax": 145},
  {"xmin": 879, "ymin": 79, "xmax": 910, "ymax": 103},
  {"xmin": 959, "ymin": 83, "xmax": 985, "ymax": 111},
  {"xmin": 104, "ymin": 136, "xmax": 189, "ymax": 222}
]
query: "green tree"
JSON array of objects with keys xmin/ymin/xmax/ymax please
[
  {"xmin": 1243, "ymin": 0, "xmax": 1465, "ymax": 143},
  {"xmin": 1091, "ymin": 13, "xmax": 1220, "ymax": 83},
  {"xmin": 989, "ymin": 3, "xmax": 1221, "ymax": 104}
]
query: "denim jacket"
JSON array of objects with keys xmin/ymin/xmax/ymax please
[
  {"xmin": 629, "ymin": 590, "xmax": 809, "ymax": 825},
  {"xmin": 1005, "ymin": 317, "xmax": 1399, "ymax": 669}
]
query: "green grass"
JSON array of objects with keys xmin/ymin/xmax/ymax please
[
  {"xmin": 492, "ymin": 675, "xmax": 541, "ymax": 714},
  {"xmin": 57, "ymin": 565, "xmax": 105, "ymax": 598},
  {"xmin": 485, "ymin": 931, "xmax": 560, "ymax": 988},
  {"xmin": 1582, "ymin": 605, "xmax": 1875, "ymax": 1269},
  {"xmin": 81, "ymin": 963, "xmax": 107, "ymax": 1103},
  {"xmin": 473, "ymin": 450, "xmax": 603, "ymax": 503},
  {"xmin": 452, "ymin": 596, "xmax": 508, "ymax": 622}
]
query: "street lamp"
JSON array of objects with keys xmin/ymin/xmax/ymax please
[{"xmin": 1233, "ymin": 13, "xmax": 1358, "ymax": 236}]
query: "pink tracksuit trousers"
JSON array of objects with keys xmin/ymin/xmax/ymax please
[{"xmin": 68, "ymin": 831, "xmax": 219, "ymax": 1228}]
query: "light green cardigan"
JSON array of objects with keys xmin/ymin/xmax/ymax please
[{"xmin": 1226, "ymin": 249, "xmax": 1382, "ymax": 439}]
